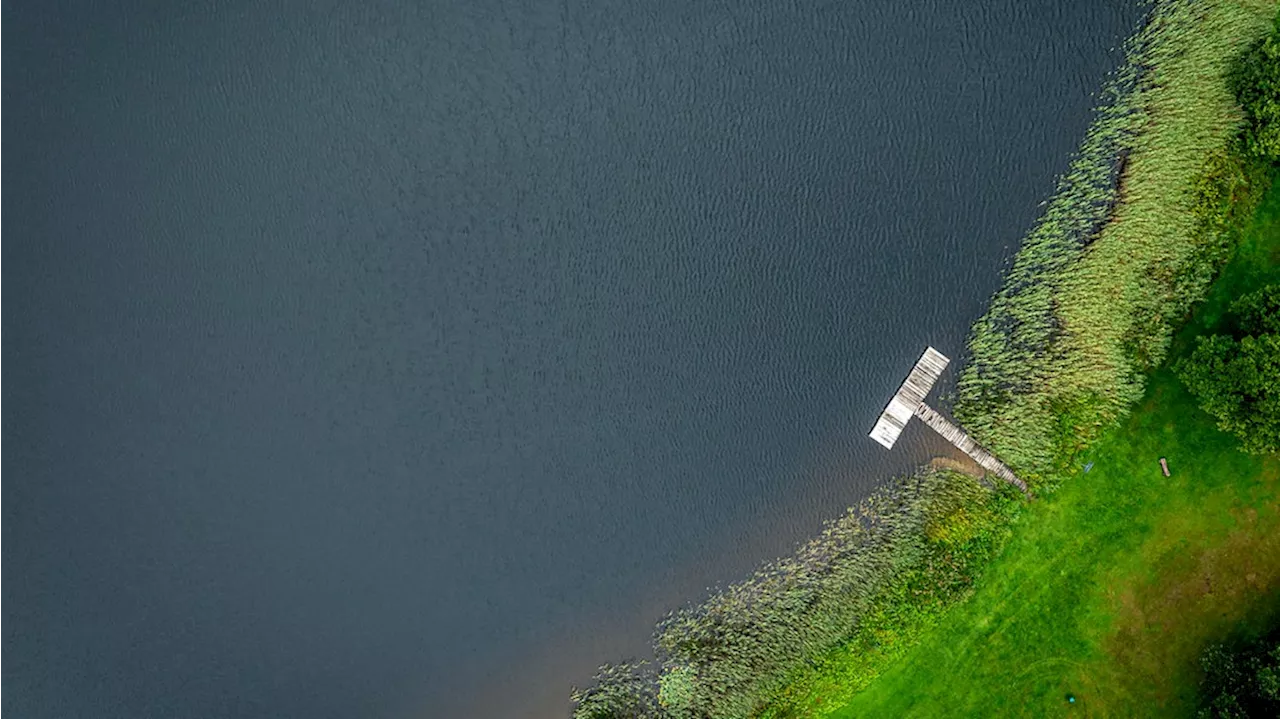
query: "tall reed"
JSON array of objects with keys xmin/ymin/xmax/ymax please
[{"xmin": 571, "ymin": 3, "xmax": 1279, "ymax": 716}]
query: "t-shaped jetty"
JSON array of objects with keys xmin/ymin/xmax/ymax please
[{"xmin": 870, "ymin": 347, "xmax": 1028, "ymax": 495}]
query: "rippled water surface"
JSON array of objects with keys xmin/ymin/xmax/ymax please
[{"xmin": 6, "ymin": 1, "xmax": 1141, "ymax": 717}]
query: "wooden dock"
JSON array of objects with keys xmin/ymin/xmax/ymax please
[
  {"xmin": 869, "ymin": 345, "xmax": 1028, "ymax": 496},
  {"xmin": 869, "ymin": 347, "xmax": 950, "ymax": 450},
  {"xmin": 913, "ymin": 403, "xmax": 1028, "ymax": 494}
]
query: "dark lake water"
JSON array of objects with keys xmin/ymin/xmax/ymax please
[{"xmin": 5, "ymin": 1, "xmax": 1142, "ymax": 717}]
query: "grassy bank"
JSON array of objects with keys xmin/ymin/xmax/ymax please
[
  {"xmin": 571, "ymin": 2, "xmax": 1278, "ymax": 717},
  {"xmin": 765, "ymin": 4, "xmax": 1280, "ymax": 713},
  {"xmin": 834, "ymin": 169, "xmax": 1280, "ymax": 718},
  {"xmin": 956, "ymin": 0, "xmax": 1276, "ymax": 480}
]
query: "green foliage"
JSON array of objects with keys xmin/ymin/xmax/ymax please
[
  {"xmin": 656, "ymin": 666, "xmax": 697, "ymax": 712},
  {"xmin": 1178, "ymin": 147, "xmax": 1273, "ymax": 318},
  {"xmin": 1233, "ymin": 283, "xmax": 1280, "ymax": 334},
  {"xmin": 838, "ymin": 42, "xmax": 1280, "ymax": 717},
  {"xmin": 955, "ymin": 0, "xmax": 1276, "ymax": 478},
  {"xmin": 651, "ymin": 470, "xmax": 1019, "ymax": 719},
  {"xmin": 838, "ymin": 143, "xmax": 1280, "ymax": 718},
  {"xmin": 571, "ymin": 662, "xmax": 662, "ymax": 719},
  {"xmin": 841, "ymin": 397, "xmax": 1279, "ymax": 715},
  {"xmin": 1198, "ymin": 635, "xmax": 1280, "ymax": 718},
  {"xmin": 1177, "ymin": 285, "xmax": 1280, "ymax": 455},
  {"xmin": 757, "ymin": 477, "xmax": 1021, "ymax": 718},
  {"xmin": 571, "ymin": 2, "xmax": 1280, "ymax": 717},
  {"xmin": 1048, "ymin": 392, "xmax": 1109, "ymax": 476},
  {"xmin": 1232, "ymin": 15, "xmax": 1280, "ymax": 161}
]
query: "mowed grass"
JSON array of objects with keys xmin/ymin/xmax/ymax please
[{"xmin": 832, "ymin": 182, "xmax": 1280, "ymax": 717}]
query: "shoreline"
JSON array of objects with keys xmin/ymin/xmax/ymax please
[{"xmin": 572, "ymin": 1, "xmax": 1279, "ymax": 716}]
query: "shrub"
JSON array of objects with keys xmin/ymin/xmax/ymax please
[
  {"xmin": 1198, "ymin": 634, "xmax": 1280, "ymax": 718},
  {"xmin": 1231, "ymin": 15, "xmax": 1280, "ymax": 161},
  {"xmin": 1233, "ymin": 283, "xmax": 1280, "ymax": 334},
  {"xmin": 1176, "ymin": 285, "xmax": 1280, "ymax": 455}
]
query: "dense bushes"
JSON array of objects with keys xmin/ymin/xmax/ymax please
[
  {"xmin": 1198, "ymin": 633, "xmax": 1280, "ymax": 718},
  {"xmin": 1177, "ymin": 285, "xmax": 1280, "ymax": 454},
  {"xmin": 1232, "ymin": 14, "xmax": 1280, "ymax": 161}
]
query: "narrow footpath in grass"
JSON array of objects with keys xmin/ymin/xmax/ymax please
[{"xmin": 833, "ymin": 181, "xmax": 1280, "ymax": 717}]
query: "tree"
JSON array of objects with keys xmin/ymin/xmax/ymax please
[
  {"xmin": 1176, "ymin": 286, "xmax": 1280, "ymax": 455},
  {"xmin": 1232, "ymin": 16, "xmax": 1280, "ymax": 161},
  {"xmin": 1232, "ymin": 284, "xmax": 1280, "ymax": 335},
  {"xmin": 1198, "ymin": 636, "xmax": 1280, "ymax": 718}
]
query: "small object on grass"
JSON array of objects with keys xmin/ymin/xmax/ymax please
[
  {"xmin": 1159, "ymin": 457, "xmax": 1170, "ymax": 477},
  {"xmin": 1066, "ymin": 693, "xmax": 1076, "ymax": 704},
  {"xmin": 1083, "ymin": 462, "xmax": 1094, "ymax": 474}
]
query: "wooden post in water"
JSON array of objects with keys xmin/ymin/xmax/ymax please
[{"xmin": 870, "ymin": 347, "xmax": 1028, "ymax": 495}]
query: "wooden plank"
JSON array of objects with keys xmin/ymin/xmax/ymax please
[
  {"xmin": 869, "ymin": 346, "xmax": 950, "ymax": 449},
  {"xmin": 913, "ymin": 403, "xmax": 1028, "ymax": 494}
]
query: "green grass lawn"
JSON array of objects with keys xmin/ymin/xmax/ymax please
[{"xmin": 830, "ymin": 182, "xmax": 1280, "ymax": 717}]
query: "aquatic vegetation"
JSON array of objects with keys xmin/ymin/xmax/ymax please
[
  {"xmin": 655, "ymin": 471, "xmax": 1018, "ymax": 719},
  {"xmin": 956, "ymin": 0, "xmax": 1276, "ymax": 481},
  {"xmin": 571, "ymin": 2, "xmax": 1280, "ymax": 716},
  {"xmin": 571, "ymin": 469, "xmax": 1020, "ymax": 719},
  {"xmin": 840, "ymin": 177, "xmax": 1280, "ymax": 714}
]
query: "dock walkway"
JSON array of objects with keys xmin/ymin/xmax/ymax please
[
  {"xmin": 869, "ymin": 346, "xmax": 1028, "ymax": 496},
  {"xmin": 870, "ymin": 347, "xmax": 950, "ymax": 450},
  {"xmin": 913, "ymin": 403, "xmax": 1028, "ymax": 494}
]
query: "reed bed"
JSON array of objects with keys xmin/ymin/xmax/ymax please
[
  {"xmin": 571, "ymin": 3, "xmax": 1279, "ymax": 717},
  {"xmin": 956, "ymin": 0, "xmax": 1276, "ymax": 481}
]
